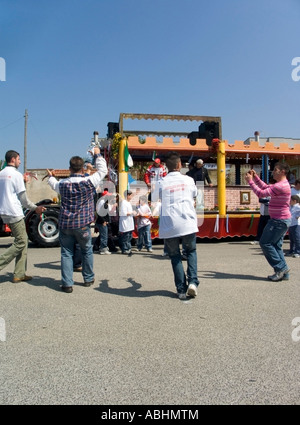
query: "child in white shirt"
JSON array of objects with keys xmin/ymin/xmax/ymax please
[
  {"xmin": 119, "ymin": 190, "xmax": 136, "ymax": 254},
  {"xmin": 137, "ymin": 195, "xmax": 152, "ymax": 252}
]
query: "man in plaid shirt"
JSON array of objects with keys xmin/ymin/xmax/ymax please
[{"xmin": 47, "ymin": 147, "xmax": 107, "ymax": 293}]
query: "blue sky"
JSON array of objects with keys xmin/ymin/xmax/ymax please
[{"xmin": 0, "ymin": 0, "xmax": 300, "ymax": 172}]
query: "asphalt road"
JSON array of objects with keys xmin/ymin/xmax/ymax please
[{"xmin": 0, "ymin": 235, "xmax": 299, "ymax": 406}]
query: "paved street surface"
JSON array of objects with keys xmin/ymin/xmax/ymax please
[{"xmin": 0, "ymin": 236, "xmax": 299, "ymax": 405}]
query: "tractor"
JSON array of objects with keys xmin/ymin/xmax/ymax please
[{"xmin": 0, "ymin": 199, "xmax": 60, "ymax": 248}]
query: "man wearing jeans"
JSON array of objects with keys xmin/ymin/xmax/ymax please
[
  {"xmin": 152, "ymin": 151, "xmax": 199, "ymax": 300},
  {"xmin": 246, "ymin": 163, "xmax": 291, "ymax": 282},
  {"xmin": 47, "ymin": 147, "xmax": 107, "ymax": 293}
]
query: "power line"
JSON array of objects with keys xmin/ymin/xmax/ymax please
[{"xmin": 0, "ymin": 116, "xmax": 24, "ymax": 131}]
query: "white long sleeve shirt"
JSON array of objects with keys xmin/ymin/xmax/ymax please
[
  {"xmin": 152, "ymin": 171, "xmax": 198, "ymax": 239},
  {"xmin": 0, "ymin": 165, "xmax": 37, "ymax": 223}
]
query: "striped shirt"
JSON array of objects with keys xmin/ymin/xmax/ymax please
[
  {"xmin": 249, "ymin": 176, "xmax": 291, "ymax": 220},
  {"xmin": 48, "ymin": 156, "xmax": 107, "ymax": 229}
]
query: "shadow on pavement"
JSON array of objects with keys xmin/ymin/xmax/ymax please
[
  {"xmin": 0, "ymin": 274, "xmax": 62, "ymax": 291},
  {"xmin": 96, "ymin": 277, "xmax": 176, "ymax": 298},
  {"xmin": 34, "ymin": 261, "xmax": 61, "ymax": 270},
  {"xmin": 25, "ymin": 276, "xmax": 62, "ymax": 291},
  {"xmin": 202, "ymin": 270, "xmax": 266, "ymax": 281}
]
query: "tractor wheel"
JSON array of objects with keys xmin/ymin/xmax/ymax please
[{"xmin": 27, "ymin": 208, "xmax": 60, "ymax": 247}]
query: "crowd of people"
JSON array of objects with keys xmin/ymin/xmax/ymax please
[{"xmin": 0, "ymin": 147, "xmax": 299, "ymax": 299}]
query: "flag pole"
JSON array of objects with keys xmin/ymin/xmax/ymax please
[{"xmin": 118, "ymin": 138, "xmax": 128, "ymax": 199}]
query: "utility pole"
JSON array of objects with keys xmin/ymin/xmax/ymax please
[{"xmin": 24, "ymin": 109, "xmax": 28, "ymax": 174}]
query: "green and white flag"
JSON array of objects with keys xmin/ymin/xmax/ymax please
[
  {"xmin": 152, "ymin": 150, "xmax": 156, "ymax": 161},
  {"xmin": 124, "ymin": 140, "xmax": 133, "ymax": 171}
]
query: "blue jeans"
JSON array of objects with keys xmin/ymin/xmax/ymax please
[
  {"xmin": 119, "ymin": 231, "xmax": 132, "ymax": 253},
  {"xmin": 137, "ymin": 225, "xmax": 152, "ymax": 250},
  {"xmin": 73, "ymin": 243, "xmax": 82, "ymax": 268},
  {"xmin": 259, "ymin": 218, "xmax": 291, "ymax": 272},
  {"xmin": 59, "ymin": 226, "xmax": 94, "ymax": 287},
  {"xmin": 164, "ymin": 233, "xmax": 199, "ymax": 294},
  {"xmin": 99, "ymin": 223, "xmax": 108, "ymax": 249},
  {"xmin": 289, "ymin": 225, "xmax": 300, "ymax": 255}
]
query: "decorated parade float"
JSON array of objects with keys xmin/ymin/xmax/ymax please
[{"xmin": 107, "ymin": 113, "xmax": 300, "ymax": 240}]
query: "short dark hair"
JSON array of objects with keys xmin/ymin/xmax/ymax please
[
  {"xmin": 291, "ymin": 195, "xmax": 300, "ymax": 203},
  {"xmin": 5, "ymin": 150, "xmax": 19, "ymax": 163},
  {"xmin": 69, "ymin": 156, "xmax": 84, "ymax": 173},
  {"xmin": 295, "ymin": 179, "xmax": 300, "ymax": 186},
  {"xmin": 274, "ymin": 162, "xmax": 290, "ymax": 175},
  {"xmin": 165, "ymin": 151, "xmax": 181, "ymax": 172},
  {"xmin": 124, "ymin": 190, "xmax": 132, "ymax": 197}
]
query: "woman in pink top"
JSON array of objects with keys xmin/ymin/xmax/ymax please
[{"xmin": 246, "ymin": 162, "xmax": 291, "ymax": 282}]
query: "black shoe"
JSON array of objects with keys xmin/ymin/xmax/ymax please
[
  {"xmin": 62, "ymin": 286, "xmax": 73, "ymax": 293},
  {"xmin": 110, "ymin": 248, "xmax": 119, "ymax": 253},
  {"xmin": 83, "ymin": 279, "xmax": 95, "ymax": 287},
  {"xmin": 73, "ymin": 266, "xmax": 82, "ymax": 272}
]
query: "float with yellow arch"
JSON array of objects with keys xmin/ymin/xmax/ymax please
[{"xmin": 111, "ymin": 113, "xmax": 300, "ymax": 240}]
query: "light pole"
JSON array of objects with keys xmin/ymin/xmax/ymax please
[{"xmin": 24, "ymin": 109, "xmax": 28, "ymax": 174}]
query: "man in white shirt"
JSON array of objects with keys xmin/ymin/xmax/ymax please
[
  {"xmin": 152, "ymin": 151, "xmax": 199, "ymax": 300},
  {"xmin": 0, "ymin": 150, "xmax": 45, "ymax": 282}
]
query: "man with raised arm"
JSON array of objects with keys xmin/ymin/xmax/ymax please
[{"xmin": 47, "ymin": 147, "xmax": 107, "ymax": 293}]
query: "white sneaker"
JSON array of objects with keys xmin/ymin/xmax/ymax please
[
  {"xmin": 187, "ymin": 283, "xmax": 198, "ymax": 297},
  {"xmin": 250, "ymin": 241, "xmax": 259, "ymax": 245},
  {"xmin": 177, "ymin": 292, "xmax": 187, "ymax": 300},
  {"xmin": 293, "ymin": 254, "xmax": 300, "ymax": 258},
  {"xmin": 100, "ymin": 248, "xmax": 111, "ymax": 255}
]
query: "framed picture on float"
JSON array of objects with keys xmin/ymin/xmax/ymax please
[{"xmin": 240, "ymin": 191, "xmax": 251, "ymax": 205}]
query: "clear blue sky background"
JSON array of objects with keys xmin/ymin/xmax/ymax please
[{"xmin": 0, "ymin": 0, "xmax": 299, "ymax": 172}]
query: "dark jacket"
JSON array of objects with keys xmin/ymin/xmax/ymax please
[{"xmin": 188, "ymin": 166, "xmax": 212, "ymax": 185}]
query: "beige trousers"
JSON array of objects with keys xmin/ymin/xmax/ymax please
[{"xmin": 0, "ymin": 219, "xmax": 28, "ymax": 278}]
